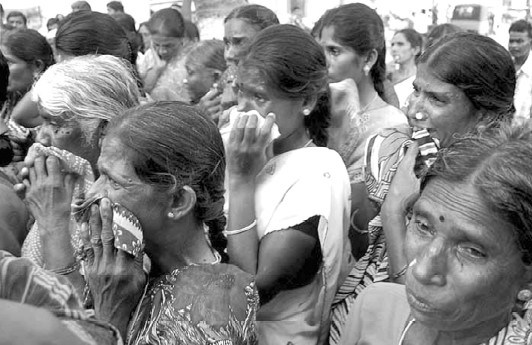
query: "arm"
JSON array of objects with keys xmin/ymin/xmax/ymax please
[
  {"xmin": 380, "ymin": 142, "xmax": 420, "ymax": 284},
  {"xmin": 24, "ymin": 155, "xmax": 85, "ymax": 294},
  {"xmin": 0, "ymin": 185, "xmax": 29, "ymax": 256},
  {"xmin": 181, "ymin": 0, "xmax": 193, "ymax": 21},
  {"xmin": 255, "ymin": 228, "xmax": 317, "ymax": 305},
  {"xmin": 0, "ymin": 300, "xmax": 88, "ymax": 345},
  {"xmin": 226, "ymin": 113, "xmax": 275, "ymax": 275},
  {"xmin": 84, "ymin": 198, "xmax": 146, "ymax": 339}
]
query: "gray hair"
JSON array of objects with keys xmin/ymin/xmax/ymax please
[
  {"xmin": 424, "ymin": 124, "xmax": 532, "ymax": 265},
  {"xmin": 32, "ymin": 55, "xmax": 140, "ymax": 144}
]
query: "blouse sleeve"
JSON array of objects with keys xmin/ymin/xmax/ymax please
[{"xmin": 263, "ymin": 170, "xmax": 333, "ymax": 236}]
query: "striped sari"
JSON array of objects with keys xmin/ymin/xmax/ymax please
[{"xmin": 329, "ymin": 128, "xmax": 411, "ymax": 344}]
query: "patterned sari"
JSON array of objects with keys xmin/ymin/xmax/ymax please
[{"xmin": 127, "ymin": 263, "xmax": 258, "ymax": 345}]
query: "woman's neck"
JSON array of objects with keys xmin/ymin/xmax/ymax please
[
  {"xmin": 397, "ymin": 59, "xmax": 416, "ymax": 79},
  {"xmin": 392, "ymin": 59, "xmax": 417, "ymax": 84},
  {"xmin": 357, "ymin": 79, "xmax": 379, "ymax": 111},
  {"xmin": 148, "ymin": 221, "xmax": 217, "ymax": 276},
  {"xmin": 273, "ymin": 125, "xmax": 312, "ymax": 156},
  {"xmin": 406, "ymin": 312, "xmax": 511, "ymax": 345}
]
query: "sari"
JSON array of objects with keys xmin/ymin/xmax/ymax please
[
  {"xmin": 127, "ymin": 262, "xmax": 258, "ymax": 345},
  {"xmin": 0, "ymin": 250, "xmax": 121, "ymax": 344}
]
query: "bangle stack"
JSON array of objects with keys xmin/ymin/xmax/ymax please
[
  {"xmin": 223, "ymin": 219, "xmax": 257, "ymax": 236},
  {"xmin": 49, "ymin": 261, "xmax": 80, "ymax": 275}
]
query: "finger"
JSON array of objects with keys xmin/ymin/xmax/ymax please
[
  {"xmin": 64, "ymin": 173, "xmax": 76, "ymax": 196},
  {"xmin": 207, "ymin": 97, "xmax": 221, "ymax": 107},
  {"xmin": 229, "ymin": 113, "xmax": 247, "ymax": 144},
  {"xmin": 80, "ymin": 222, "xmax": 94, "ymax": 264},
  {"xmin": 99, "ymin": 198, "xmax": 115, "ymax": 259},
  {"xmin": 29, "ymin": 167, "xmax": 37, "ymax": 184},
  {"xmin": 258, "ymin": 113, "xmax": 276, "ymax": 144},
  {"xmin": 13, "ymin": 183, "xmax": 26, "ymax": 199},
  {"xmin": 33, "ymin": 155, "xmax": 47, "ymax": 179},
  {"xmin": 401, "ymin": 141, "xmax": 420, "ymax": 168},
  {"xmin": 45, "ymin": 156, "xmax": 63, "ymax": 184},
  {"xmin": 90, "ymin": 203, "xmax": 103, "ymax": 259},
  {"xmin": 202, "ymin": 88, "xmax": 221, "ymax": 101},
  {"xmin": 242, "ymin": 114, "xmax": 259, "ymax": 143},
  {"xmin": 20, "ymin": 166, "xmax": 29, "ymax": 179}
]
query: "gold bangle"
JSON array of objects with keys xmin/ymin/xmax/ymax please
[{"xmin": 223, "ymin": 219, "xmax": 257, "ymax": 236}]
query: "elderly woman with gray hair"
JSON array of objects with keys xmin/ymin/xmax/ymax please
[{"xmin": 17, "ymin": 55, "xmax": 140, "ymax": 293}]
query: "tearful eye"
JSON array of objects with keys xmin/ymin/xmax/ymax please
[
  {"xmin": 460, "ymin": 245, "xmax": 487, "ymax": 259},
  {"xmin": 413, "ymin": 216, "xmax": 433, "ymax": 236}
]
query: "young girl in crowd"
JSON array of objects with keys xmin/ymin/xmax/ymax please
[
  {"xmin": 225, "ymin": 24, "xmax": 351, "ymax": 345},
  {"xmin": 316, "ymin": 3, "xmax": 408, "ymax": 257},
  {"xmin": 138, "ymin": 8, "xmax": 189, "ymax": 102},
  {"xmin": 388, "ymin": 28, "xmax": 423, "ymax": 107},
  {"xmin": 184, "ymin": 39, "xmax": 226, "ymax": 105},
  {"xmin": 199, "ymin": 4, "xmax": 279, "ymax": 122},
  {"xmin": 0, "ymin": 29, "xmax": 54, "ymax": 183}
]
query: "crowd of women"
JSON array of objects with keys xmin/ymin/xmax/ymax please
[{"xmin": 0, "ymin": 2, "xmax": 531, "ymax": 345}]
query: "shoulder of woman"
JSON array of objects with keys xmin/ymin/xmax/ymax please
[{"xmin": 168, "ymin": 263, "xmax": 258, "ymax": 326}]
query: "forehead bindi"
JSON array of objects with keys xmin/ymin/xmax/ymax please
[{"xmin": 419, "ymin": 180, "xmax": 515, "ymax": 247}]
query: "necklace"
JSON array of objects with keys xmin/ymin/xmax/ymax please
[
  {"xmin": 358, "ymin": 92, "xmax": 379, "ymax": 115},
  {"xmin": 303, "ymin": 139, "xmax": 314, "ymax": 148}
]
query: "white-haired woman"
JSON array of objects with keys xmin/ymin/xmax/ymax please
[{"xmin": 18, "ymin": 55, "xmax": 140, "ymax": 293}]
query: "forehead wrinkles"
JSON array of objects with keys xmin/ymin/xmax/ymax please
[{"xmin": 421, "ymin": 179, "xmax": 493, "ymax": 227}]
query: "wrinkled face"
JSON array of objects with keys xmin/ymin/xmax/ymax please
[
  {"xmin": 2, "ymin": 45, "xmax": 35, "ymax": 93},
  {"xmin": 36, "ymin": 109, "xmax": 96, "ymax": 163},
  {"xmin": 223, "ymin": 18, "xmax": 261, "ymax": 67},
  {"xmin": 404, "ymin": 178, "xmax": 528, "ymax": 333},
  {"xmin": 391, "ymin": 32, "xmax": 419, "ymax": 64},
  {"xmin": 7, "ymin": 15, "xmax": 25, "ymax": 29},
  {"xmin": 407, "ymin": 62, "xmax": 480, "ymax": 148},
  {"xmin": 236, "ymin": 65, "xmax": 304, "ymax": 139},
  {"xmin": 151, "ymin": 34, "xmax": 182, "ymax": 62},
  {"xmin": 87, "ymin": 135, "xmax": 171, "ymax": 255},
  {"xmin": 509, "ymin": 31, "xmax": 531, "ymax": 61},
  {"xmin": 319, "ymin": 25, "xmax": 365, "ymax": 85},
  {"xmin": 139, "ymin": 25, "xmax": 152, "ymax": 51},
  {"xmin": 184, "ymin": 61, "xmax": 218, "ymax": 102}
]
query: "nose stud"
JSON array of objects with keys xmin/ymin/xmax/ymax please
[{"xmin": 415, "ymin": 112, "xmax": 425, "ymax": 120}]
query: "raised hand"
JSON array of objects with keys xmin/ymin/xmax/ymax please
[{"xmin": 83, "ymin": 198, "xmax": 146, "ymax": 338}]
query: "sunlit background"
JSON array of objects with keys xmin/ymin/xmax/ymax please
[{"xmin": 1, "ymin": 0, "xmax": 528, "ymax": 47}]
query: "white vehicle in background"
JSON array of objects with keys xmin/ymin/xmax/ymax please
[{"xmin": 450, "ymin": 3, "xmax": 499, "ymax": 36}]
